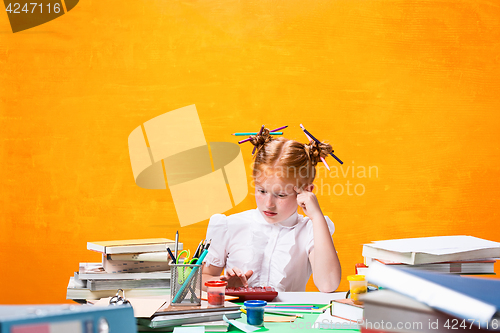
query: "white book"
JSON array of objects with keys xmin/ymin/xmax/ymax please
[
  {"xmin": 87, "ymin": 278, "xmax": 170, "ymax": 291},
  {"xmin": 362, "ymin": 235, "xmax": 500, "ymax": 265},
  {"xmin": 78, "ymin": 263, "xmax": 171, "ymax": 280},
  {"xmin": 102, "ymin": 255, "xmax": 171, "ymax": 273},
  {"xmin": 366, "ymin": 261, "xmax": 500, "ymax": 329},
  {"xmin": 66, "ymin": 277, "xmax": 170, "ymax": 300},
  {"xmin": 87, "ymin": 238, "xmax": 178, "ymax": 254}
]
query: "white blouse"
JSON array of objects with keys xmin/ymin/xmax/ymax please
[{"xmin": 203, "ymin": 208, "xmax": 335, "ymax": 292}]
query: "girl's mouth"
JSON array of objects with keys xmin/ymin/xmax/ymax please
[{"xmin": 264, "ymin": 211, "xmax": 277, "ymax": 217}]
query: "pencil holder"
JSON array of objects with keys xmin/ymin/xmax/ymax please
[{"xmin": 170, "ymin": 263, "xmax": 202, "ymax": 306}]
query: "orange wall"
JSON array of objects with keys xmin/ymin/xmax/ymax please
[{"xmin": 1, "ymin": 0, "xmax": 499, "ymax": 304}]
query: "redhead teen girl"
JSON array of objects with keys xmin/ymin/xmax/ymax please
[{"xmin": 202, "ymin": 127, "xmax": 341, "ymax": 292}]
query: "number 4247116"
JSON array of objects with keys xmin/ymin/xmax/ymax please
[{"xmin": 6, "ymin": 3, "xmax": 61, "ymax": 14}]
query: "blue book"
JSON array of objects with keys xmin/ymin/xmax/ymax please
[
  {"xmin": 0, "ymin": 304, "xmax": 136, "ymax": 333},
  {"xmin": 367, "ymin": 261, "xmax": 500, "ymax": 330}
]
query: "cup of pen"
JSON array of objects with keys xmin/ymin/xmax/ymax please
[{"xmin": 170, "ymin": 263, "xmax": 202, "ymax": 306}]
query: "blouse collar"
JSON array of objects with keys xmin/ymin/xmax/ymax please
[{"xmin": 254, "ymin": 208, "xmax": 299, "ymax": 228}]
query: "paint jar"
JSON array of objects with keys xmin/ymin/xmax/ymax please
[
  {"xmin": 347, "ymin": 275, "xmax": 367, "ymax": 305},
  {"xmin": 204, "ymin": 280, "xmax": 227, "ymax": 307},
  {"xmin": 244, "ymin": 300, "xmax": 267, "ymax": 326}
]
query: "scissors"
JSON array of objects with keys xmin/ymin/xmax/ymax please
[{"xmin": 176, "ymin": 250, "xmax": 199, "ymax": 284}]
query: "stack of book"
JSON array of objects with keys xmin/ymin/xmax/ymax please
[
  {"xmin": 362, "ymin": 262, "xmax": 500, "ymax": 333},
  {"xmin": 361, "ymin": 236, "xmax": 500, "ymax": 276},
  {"xmin": 136, "ymin": 300, "xmax": 241, "ymax": 331},
  {"xmin": 67, "ymin": 238, "xmax": 182, "ymax": 302}
]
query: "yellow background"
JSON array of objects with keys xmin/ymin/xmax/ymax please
[{"xmin": 1, "ymin": 0, "xmax": 499, "ymax": 304}]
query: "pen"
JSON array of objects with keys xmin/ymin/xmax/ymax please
[
  {"xmin": 193, "ymin": 240, "xmax": 204, "ymax": 259},
  {"xmin": 166, "ymin": 247, "xmax": 176, "ymax": 264},
  {"xmin": 174, "ymin": 231, "xmax": 179, "ymax": 261}
]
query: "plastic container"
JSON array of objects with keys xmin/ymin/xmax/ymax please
[
  {"xmin": 170, "ymin": 263, "xmax": 202, "ymax": 306},
  {"xmin": 204, "ymin": 280, "xmax": 227, "ymax": 307},
  {"xmin": 244, "ymin": 300, "xmax": 267, "ymax": 326},
  {"xmin": 347, "ymin": 274, "xmax": 367, "ymax": 305}
]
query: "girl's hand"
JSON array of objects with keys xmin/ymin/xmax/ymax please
[
  {"xmin": 220, "ymin": 267, "xmax": 253, "ymax": 288},
  {"xmin": 294, "ymin": 186, "xmax": 323, "ymax": 219}
]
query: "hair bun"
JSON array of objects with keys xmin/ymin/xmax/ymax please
[
  {"xmin": 304, "ymin": 140, "xmax": 333, "ymax": 166},
  {"xmin": 250, "ymin": 127, "xmax": 273, "ymax": 155}
]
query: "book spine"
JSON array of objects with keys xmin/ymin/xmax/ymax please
[{"xmin": 366, "ymin": 262, "xmax": 497, "ymax": 328}]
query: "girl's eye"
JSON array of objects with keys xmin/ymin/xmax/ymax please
[
  {"xmin": 258, "ymin": 189, "xmax": 266, "ymax": 194},
  {"xmin": 278, "ymin": 194, "xmax": 287, "ymax": 198}
]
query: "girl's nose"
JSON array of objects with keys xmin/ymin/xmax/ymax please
[{"xmin": 266, "ymin": 194, "xmax": 276, "ymax": 208}]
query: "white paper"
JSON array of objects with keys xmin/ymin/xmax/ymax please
[
  {"xmin": 173, "ymin": 327, "xmax": 205, "ymax": 333},
  {"xmin": 314, "ymin": 311, "xmax": 360, "ymax": 330},
  {"xmin": 222, "ymin": 315, "xmax": 260, "ymax": 333},
  {"xmin": 274, "ymin": 291, "xmax": 346, "ymax": 304}
]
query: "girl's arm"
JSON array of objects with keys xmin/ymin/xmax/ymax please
[
  {"xmin": 295, "ymin": 186, "xmax": 341, "ymax": 293},
  {"xmin": 308, "ymin": 215, "xmax": 341, "ymax": 293},
  {"xmin": 202, "ymin": 263, "xmax": 224, "ymax": 291}
]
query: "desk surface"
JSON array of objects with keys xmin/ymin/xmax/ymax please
[{"xmin": 231, "ymin": 291, "xmax": 359, "ymax": 332}]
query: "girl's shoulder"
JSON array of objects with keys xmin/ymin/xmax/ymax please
[{"xmin": 208, "ymin": 209, "xmax": 256, "ymax": 227}]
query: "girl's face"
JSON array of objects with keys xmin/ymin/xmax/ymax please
[{"xmin": 254, "ymin": 175, "xmax": 299, "ymax": 224}]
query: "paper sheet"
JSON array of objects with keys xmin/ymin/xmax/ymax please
[
  {"xmin": 173, "ymin": 327, "xmax": 205, "ymax": 333},
  {"xmin": 314, "ymin": 311, "xmax": 359, "ymax": 330},
  {"xmin": 223, "ymin": 315, "xmax": 260, "ymax": 333},
  {"xmin": 93, "ymin": 297, "xmax": 167, "ymax": 318}
]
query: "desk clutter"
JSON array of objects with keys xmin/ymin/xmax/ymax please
[
  {"xmin": 67, "ymin": 238, "xmax": 182, "ymax": 302},
  {"xmin": 314, "ymin": 235, "xmax": 500, "ymax": 332}
]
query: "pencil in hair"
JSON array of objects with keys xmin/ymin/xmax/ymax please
[
  {"xmin": 233, "ymin": 132, "xmax": 282, "ymax": 136},
  {"xmin": 252, "ymin": 125, "xmax": 265, "ymax": 155},
  {"xmin": 299, "ymin": 124, "xmax": 343, "ymax": 165}
]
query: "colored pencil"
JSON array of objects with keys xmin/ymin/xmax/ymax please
[
  {"xmin": 300, "ymin": 125, "xmax": 330, "ymax": 170},
  {"xmin": 238, "ymin": 125, "xmax": 288, "ymax": 144},
  {"xmin": 252, "ymin": 125, "xmax": 265, "ymax": 154},
  {"xmin": 233, "ymin": 132, "xmax": 283, "ymax": 136},
  {"xmin": 299, "ymin": 124, "xmax": 343, "ymax": 165}
]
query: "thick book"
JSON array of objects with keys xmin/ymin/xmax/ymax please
[
  {"xmin": 87, "ymin": 278, "xmax": 170, "ymax": 291},
  {"xmin": 138, "ymin": 300, "xmax": 241, "ymax": 328},
  {"xmin": 362, "ymin": 235, "xmax": 500, "ymax": 265},
  {"xmin": 138, "ymin": 311, "xmax": 241, "ymax": 329},
  {"xmin": 106, "ymin": 251, "xmax": 177, "ymax": 262},
  {"xmin": 314, "ymin": 299, "xmax": 363, "ymax": 330},
  {"xmin": 331, "ymin": 298, "xmax": 364, "ymax": 322},
  {"xmin": 361, "ymin": 289, "xmax": 485, "ymax": 333},
  {"xmin": 102, "ymin": 255, "xmax": 171, "ymax": 273},
  {"xmin": 66, "ymin": 277, "xmax": 170, "ymax": 300},
  {"xmin": 366, "ymin": 262, "xmax": 500, "ymax": 330},
  {"xmin": 87, "ymin": 238, "xmax": 179, "ymax": 254},
  {"xmin": 78, "ymin": 263, "xmax": 171, "ymax": 280},
  {"xmin": 372, "ymin": 258, "xmax": 496, "ymax": 275},
  {"xmin": 0, "ymin": 304, "xmax": 136, "ymax": 333}
]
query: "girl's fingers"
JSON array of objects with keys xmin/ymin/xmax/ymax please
[{"xmin": 225, "ymin": 268, "xmax": 235, "ymax": 277}]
